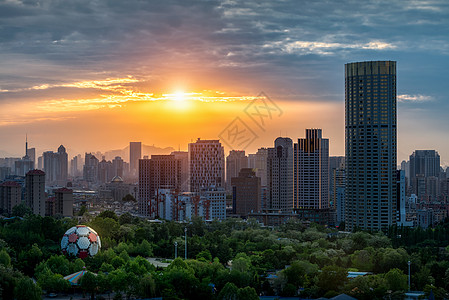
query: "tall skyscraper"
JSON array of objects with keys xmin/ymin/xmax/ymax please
[
  {"xmin": 294, "ymin": 129, "xmax": 329, "ymax": 210},
  {"xmin": 25, "ymin": 169, "xmax": 46, "ymax": 216},
  {"xmin": 189, "ymin": 139, "xmax": 225, "ymax": 193},
  {"xmin": 130, "ymin": 142, "xmax": 142, "ymax": 176},
  {"xmin": 267, "ymin": 137, "xmax": 293, "ymax": 212},
  {"xmin": 226, "ymin": 150, "xmax": 248, "ymax": 193},
  {"xmin": 345, "ymin": 61, "xmax": 397, "ymax": 231}
]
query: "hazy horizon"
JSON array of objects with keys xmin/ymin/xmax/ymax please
[{"xmin": 2, "ymin": 0, "xmax": 449, "ymax": 165}]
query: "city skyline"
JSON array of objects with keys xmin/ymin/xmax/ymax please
[{"xmin": 1, "ymin": 1, "xmax": 449, "ymax": 163}]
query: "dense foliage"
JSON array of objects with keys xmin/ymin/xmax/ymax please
[{"xmin": 1, "ymin": 212, "xmax": 449, "ymax": 299}]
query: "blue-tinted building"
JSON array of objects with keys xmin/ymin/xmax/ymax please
[{"xmin": 345, "ymin": 61, "xmax": 397, "ymax": 231}]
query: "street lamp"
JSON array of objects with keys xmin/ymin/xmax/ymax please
[
  {"xmin": 408, "ymin": 260, "xmax": 411, "ymax": 291},
  {"xmin": 184, "ymin": 227, "xmax": 187, "ymax": 260},
  {"xmin": 174, "ymin": 242, "xmax": 178, "ymax": 259}
]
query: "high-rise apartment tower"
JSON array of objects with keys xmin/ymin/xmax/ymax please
[{"xmin": 345, "ymin": 61, "xmax": 397, "ymax": 231}]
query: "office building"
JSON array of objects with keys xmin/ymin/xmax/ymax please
[
  {"xmin": 267, "ymin": 137, "xmax": 293, "ymax": 212},
  {"xmin": 409, "ymin": 150, "xmax": 440, "ymax": 197},
  {"xmin": 231, "ymin": 168, "xmax": 261, "ymax": 216},
  {"xmin": 189, "ymin": 139, "xmax": 225, "ymax": 193},
  {"xmin": 25, "ymin": 169, "xmax": 46, "ymax": 216},
  {"xmin": 410, "ymin": 150, "xmax": 440, "ymax": 179},
  {"xmin": 345, "ymin": 61, "xmax": 397, "ymax": 231},
  {"xmin": 226, "ymin": 150, "xmax": 248, "ymax": 193},
  {"xmin": 129, "ymin": 142, "xmax": 142, "ymax": 176},
  {"xmin": 294, "ymin": 129, "xmax": 329, "ymax": 210}
]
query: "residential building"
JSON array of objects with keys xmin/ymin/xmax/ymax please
[
  {"xmin": 54, "ymin": 187, "xmax": 73, "ymax": 217},
  {"xmin": 189, "ymin": 139, "xmax": 225, "ymax": 193},
  {"xmin": 267, "ymin": 137, "xmax": 293, "ymax": 212},
  {"xmin": 345, "ymin": 61, "xmax": 397, "ymax": 231},
  {"xmin": 0, "ymin": 181, "xmax": 21, "ymax": 215},
  {"xmin": 25, "ymin": 169, "xmax": 46, "ymax": 216},
  {"xmin": 294, "ymin": 129, "xmax": 329, "ymax": 210}
]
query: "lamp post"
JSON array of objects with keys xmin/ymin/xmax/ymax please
[
  {"xmin": 408, "ymin": 260, "xmax": 411, "ymax": 291},
  {"xmin": 184, "ymin": 227, "xmax": 187, "ymax": 260},
  {"xmin": 174, "ymin": 242, "xmax": 178, "ymax": 259}
]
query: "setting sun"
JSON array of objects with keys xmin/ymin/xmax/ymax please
[{"xmin": 172, "ymin": 91, "xmax": 186, "ymax": 102}]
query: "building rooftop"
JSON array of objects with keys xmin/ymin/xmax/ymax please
[
  {"xmin": 26, "ymin": 169, "xmax": 45, "ymax": 176},
  {"xmin": 0, "ymin": 181, "xmax": 21, "ymax": 187}
]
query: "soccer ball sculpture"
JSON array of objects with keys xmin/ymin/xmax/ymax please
[{"xmin": 61, "ymin": 225, "xmax": 101, "ymax": 258}]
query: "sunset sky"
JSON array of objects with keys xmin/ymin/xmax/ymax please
[{"xmin": 1, "ymin": 0, "xmax": 449, "ymax": 164}]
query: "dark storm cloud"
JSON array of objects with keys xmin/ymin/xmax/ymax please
[{"xmin": 1, "ymin": 0, "xmax": 449, "ymax": 103}]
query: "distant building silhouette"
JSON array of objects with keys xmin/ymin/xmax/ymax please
[
  {"xmin": 248, "ymin": 148, "xmax": 268, "ymax": 187},
  {"xmin": 43, "ymin": 145, "xmax": 68, "ymax": 186},
  {"xmin": 14, "ymin": 137, "xmax": 34, "ymax": 176},
  {"xmin": 112, "ymin": 156, "xmax": 124, "ymax": 178},
  {"xmin": 226, "ymin": 150, "xmax": 248, "ymax": 193},
  {"xmin": 129, "ymin": 142, "xmax": 142, "ymax": 176},
  {"xmin": 83, "ymin": 153, "xmax": 99, "ymax": 183}
]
